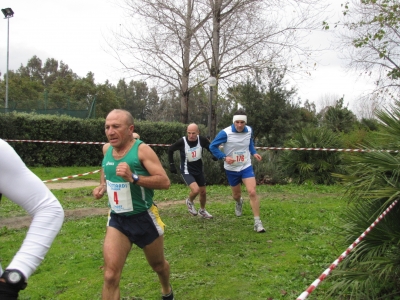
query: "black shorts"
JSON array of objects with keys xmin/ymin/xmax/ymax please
[
  {"xmin": 181, "ymin": 173, "xmax": 206, "ymax": 187},
  {"xmin": 107, "ymin": 205, "xmax": 165, "ymax": 249}
]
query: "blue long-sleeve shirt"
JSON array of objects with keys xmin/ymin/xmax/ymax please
[{"xmin": 210, "ymin": 124, "xmax": 257, "ymax": 167}]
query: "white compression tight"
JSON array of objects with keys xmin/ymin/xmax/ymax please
[{"xmin": 0, "ymin": 139, "xmax": 64, "ymax": 279}]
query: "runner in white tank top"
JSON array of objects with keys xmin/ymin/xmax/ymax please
[
  {"xmin": 0, "ymin": 139, "xmax": 64, "ymax": 299},
  {"xmin": 168, "ymin": 123, "xmax": 217, "ymax": 219},
  {"xmin": 209, "ymin": 110, "xmax": 266, "ymax": 233}
]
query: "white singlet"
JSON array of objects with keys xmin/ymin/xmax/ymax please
[{"xmin": 0, "ymin": 139, "xmax": 64, "ymax": 279}]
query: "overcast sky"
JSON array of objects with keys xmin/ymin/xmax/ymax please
[{"xmin": 0, "ymin": 0, "xmax": 376, "ymax": 113}]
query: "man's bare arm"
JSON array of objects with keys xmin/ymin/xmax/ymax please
[{"xmin": 117, "ymin": 143, "xmax": 170, "ymax": 190}]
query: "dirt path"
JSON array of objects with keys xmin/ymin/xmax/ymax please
[
  {"xmin": 44, "ymin": 179, "xmax": 100, "ymax": 189},
  {"xmin": 1, "ymin": 180, "xmax": 183, "ymax": 230}
]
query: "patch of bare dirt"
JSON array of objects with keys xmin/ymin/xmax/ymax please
[
  {"xmin": 44, "ymin": 180, "xmax": 99, "ymax": 190},
  {"xmin": 0, "ymin": 208, "xmax": 110, "ymax": 230},
  {"xmin": 1, "ymin": 180, "xmax": 183, "ymax": 230}
]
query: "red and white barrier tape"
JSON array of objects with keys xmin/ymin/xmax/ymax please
[
  {"xmin": 296, "ymin": 199, "xmax": 399, "ymax": 300},
  {"xmin": 5, "ymin": 139, "xmax": 106, "ymax": 145},
  {"xmin": 256, "ymin": 147, "xmax": 399, "ymax": 153},
  {"xmin": 4, "ymin": 139, "xmax": 170, "ymax": 147},
  {"xmin": 4, "ymin": 139, "xmax": 400, "ymax": 152},
  {"xmin": 42, "ymin": 169, "xmax": 101, "ymax": 183}
]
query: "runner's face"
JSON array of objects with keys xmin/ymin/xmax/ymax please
[
  {"xmin": 105, "ymin": 112, "xmax": 133, "ymax": 148},
  {"xmin": 234, "ymin": 120, "xmax": 246, "ymax": 132},
  {"xmin": 187, "ymin": 125, "xmax": 199, "ymax": 141}
]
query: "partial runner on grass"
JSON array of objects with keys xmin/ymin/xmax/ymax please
[{"xmin": 0, "ymin": 139, "xmax": 64, "ymax": 299}]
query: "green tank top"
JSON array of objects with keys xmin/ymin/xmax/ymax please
[{"xmin": 102, "ymin": 140, "xmax": 154, "ymax": 215}]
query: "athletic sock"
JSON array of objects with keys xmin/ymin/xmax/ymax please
[
  {"xmin": 163, "ymin": 291, "xmax": 172, "ymax": 297},
  {"xmin": 162, "ymin": 285, "xmax": 173, "ymax": 297}
]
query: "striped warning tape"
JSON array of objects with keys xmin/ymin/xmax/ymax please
[
  {"xmin": 296, "ymin": 199, "xmax": 399, "ymax": 300},
  {"xmin": 42, "ymin": 169, "xmax": 101, "ymax": 182},
  {"xmin": 256, "ymin": 147, "xmax": 399, "ymax": 153},
  {"xmin": 5, "ymin": 139, "xmax": 106, "ymax": 145},
  {"xmin": 4, "ymin": 139, "xmax": 170, "ymax": 147},
  {"xmin": 4, "ymin": 139, "xmax": 400, "ymax": 152}
]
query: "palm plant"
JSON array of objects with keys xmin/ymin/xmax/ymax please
[
  {"xmin": 329, "ymin": 101, "xmax": 400, "ymax": 299},
  {"xmin": 279, "ymin": 126, "xmax": 345, "ymax": 184}
]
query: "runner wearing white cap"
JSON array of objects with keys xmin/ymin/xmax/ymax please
[{"xmin": 209, "ymin": 109, "xmax": 266, "ymax": 233}]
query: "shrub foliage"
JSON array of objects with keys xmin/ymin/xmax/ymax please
[
  {"xmin": 330, "ymin": 100, "xmax": 400, "ymax": 299},
  {"xmin": 279, "ymin": 126, "xmax": 345, "ymax": 184}
]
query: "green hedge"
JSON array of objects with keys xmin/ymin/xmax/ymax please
[
  {"xmin": 0, "ymin": 112, "xmax": 193, "ymax": 167},
  {"xmin": 0, "ymin": 112, "xmax": 281, "ymax": 185}
]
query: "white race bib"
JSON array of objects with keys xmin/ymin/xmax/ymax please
[
  {"xmin": 106, "ymin": 180, "xmax": 133, "ymax": 213},
  {"xmin": 186, "ymin": 146, "xmax": 202, "ymax": 162},
  {"xmin": 232, "ymin": 150, "xmax": 248, "ymax": 166}
]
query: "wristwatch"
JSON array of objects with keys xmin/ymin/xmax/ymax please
[
  {"xmin": 131, "ymin": 173, "xmax": 139, "ymax": 184},
  {"xmin": 1, "ymin": 269, "xmax": 27, "ymax": 290}
]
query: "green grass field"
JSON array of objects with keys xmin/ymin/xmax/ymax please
[{"xmin": 0, "ymin": 167, "xmax": 349, "ymax": 299}]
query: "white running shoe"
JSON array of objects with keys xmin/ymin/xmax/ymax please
[
  {"xmin": 198, "ymin": 209, "xmax": 213, "ymax": 219},
  {"xmin": 185, "ymin": 198, "xmax": 197, "ymax": 216},
  {"xmin": 254, "ymin": 220, "xmax": 266, "ymax": 233},
  {"xmin": 235, "ymin": 197, "xmax": 244, "ymax": 216}
]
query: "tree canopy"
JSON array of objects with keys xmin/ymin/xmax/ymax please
[{"xmin": 333, "ymin": 0, "xmax": 400, "ymax": 103}]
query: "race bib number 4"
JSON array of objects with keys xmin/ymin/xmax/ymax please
[
  {"xmin": 106, "ymin": 181, "xmax": 134, "ymax": 213},
  {"xmin": 187, "ymin": 146, "xmax": 202, "ymax": 162}
]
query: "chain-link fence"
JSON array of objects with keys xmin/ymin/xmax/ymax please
[{"xmin": 0, "ymin": 97, "xmax": 96, "ymax": 119}]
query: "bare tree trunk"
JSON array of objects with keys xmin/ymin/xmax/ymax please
[
  {"xmin": 180, "ymin": 91, "xmax": 189, "ymax": 123},
  {"xmin": 209, "ymin": 0, "xmax": 221, "ymax": 139},
  {"xmin": 180, "ymin": 0, "xmax": 194, "ymax": 124},
  {"xmin": 210, "ymin": 97, "xmax": 217, "ymax": 138}
]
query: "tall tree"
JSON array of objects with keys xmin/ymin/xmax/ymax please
[
  {"xmin": 200, "ymin": 0, "xmax": 327, "ymax": 137},
  {"xmin": 110, "ymin": 0, "xmax": 211, "ymax": 124},
  {"xmin": 224, "ymin": 67, "xmax": 300, "ymax": 146},
  {"xmin": 1, "ymin": 56, "xmax": 121, "ymax": 117},
  {"xmin": 115, "ymin": 79, "xmax": 160, "ymax": 120},
  {"xmin": 264, "ymin": 68, "xmax": 299, "ymax": 146},
  {"xmin": 93, "ymin": 80, "xmax": 123, "ymax": 118},
  {"xmin": 109, "ymin": 0, "xmax": 326, "ymax": 137},
  {"xmin": 319, "ymin": 97, "xmax": 357, "ymax": 133},
  {"xmin": 0, "ymin": 70, "xmax": 43, "ymax": 109},
  {"xmin": 18, "ymin": 56, "xmax": 77, "ymax": 87},
  {"xmin": 146, "ymin": 90, "xmax": 181, "ymax": 122}
]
